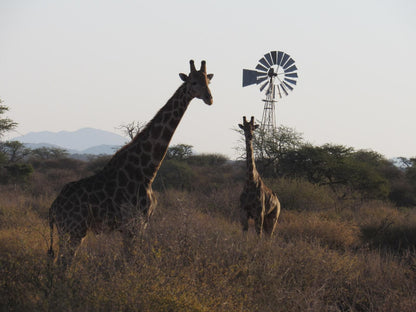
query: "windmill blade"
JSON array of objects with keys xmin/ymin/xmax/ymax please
[
  {"xmin": 277, "ymin": 51, "xmax": 284, "ymax": 65},
  {"xmin": 260, "ymin": 80, "xmax": 269, "ymax": 92},
  {"xmin": 256, "ymin": 75, "xmax": 268, "ymax": 84},
  {"xmin": 283, "ymin": 81, "xmax": 294, "ymax": 91},
  {"xmin": 280, "ymin": 83, "xmax": 288, "ymax": 96},
  {"xmin": 284, "ymin": 78, "xmax": 297, "ymax": 85},
  {"xmin": 264, "ymin": 53, "xmax": 273, "ymax": 67},
  {"xmin": 258, "ymin": 57, "xmax": 271, "ymax": 69},
  {"xmin": 242, "ymin": 69, "xmax": 260, "ymax": 87},
  {"xmin": 255, "ymin": 63, "xmax": 268, "ymax": 72},
  {"xmin": 283, "ymin": 58, "xmax": 295, "ymax": 69},
  {"xmin": 285, "ymin": 64, "xmax": 298, "ymax": 73},
  {"xmin": 285, "ymin": 72, "xmax": 298, "ymax": 78},
  {"xmin": 280, "ymin": 54, "xmax": 290, "ymax": 67},
  {"xmin": 271, "ymin": 51, "xmax": 277, "ymax": 64},
  {"xmin": 276, "ymin": 84, "xmax": 282, "ymax": 98}
]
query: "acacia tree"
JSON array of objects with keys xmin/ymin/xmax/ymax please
[
  {"xmin": 0, "ymin": 100, "xmax": 33, "ymax": 184},
  {"xmin": 166, "ymin": 144, "xmax": 193, "ymax": 160},
  {"xmin": 235, "ymin": 123, "xmax": 304, "ymax": 177},
  {"xmin": 0, "ymin": 141, "xmax": 31, "ymax": 163},
  {"xmin": 0, "ymin": 101, "xmax": 17, "ymax": 139},
  {"xmin": 279, "ymin": 144, "xmax": 390, "ymax": 200}
]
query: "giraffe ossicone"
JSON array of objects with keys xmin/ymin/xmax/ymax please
[
  {"xmin": 48, "ymin": 60, "xmax": 214, "ymax": 268},
  {"xmin": 239, "ymin": 116, "xmax": 281, "ymax": 236}
]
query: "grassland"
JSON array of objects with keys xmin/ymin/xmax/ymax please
[{"xmin": 1, "ymin": 177, "xmax": 416, "ymax": 311}]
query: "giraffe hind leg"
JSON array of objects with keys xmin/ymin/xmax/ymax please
[
  {"xmin": 56, "ymin": 233, "xmax": 83, "ymax": 270},
  {"xmin": 263, "ymin": 214, "xmax": 276, "ymax": 236}
]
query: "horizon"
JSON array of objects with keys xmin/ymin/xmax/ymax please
[{"xmin": 10, "ymin": 126, "xmax": 413, "ymax": 161}]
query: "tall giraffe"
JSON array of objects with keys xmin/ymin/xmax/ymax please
[
  {"xmin": 239, "ymin": 116, "xmax": 280, "ymax": 236},
  {"xmin": 48, "ymin": 60, "xmax": 214, "ymax": 267}
]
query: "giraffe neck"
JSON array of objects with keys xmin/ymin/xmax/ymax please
[
  {"xmin": 245, "ymin": 137, "xmax": 259, "ymax": 183},
  {"xmin": 136, "ymin": 83, "xmax": 193, "ymax": 183},
  {"xmin": 104, "ymin": 83, "xmax": 193, "ymax": 186}
]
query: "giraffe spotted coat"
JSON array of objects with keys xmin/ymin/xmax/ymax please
[
  {"xmin": 239, "ymin": 116, "xmax": 281, "ymax": 236},
  {"xmin": 48, "ymin": 60, "xmax": 214, "ymax": 268}
]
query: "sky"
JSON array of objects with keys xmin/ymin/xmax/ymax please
[{"xmin": 0, "ymin": 0, "xmax": 415, "ymax": 159}]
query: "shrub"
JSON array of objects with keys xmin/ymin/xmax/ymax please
[
  {"xmin": 1, "ymin": 174, "xmax": 416, "ymax": 311},
  {"xmin": 153, "ymin": 159, "xmax": 195, "ymax": 191},
  {"xmin": 268, "ymin": 178, "xmax": 338, "ymax": 211},
  {"xmin": 360, "ymin": 207, "xmax": 416, "ymax": 252}
]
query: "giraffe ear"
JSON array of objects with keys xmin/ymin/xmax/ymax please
[
  {"xmin": 179, "ymin": 73, "xmax": 188, "ymax": 82},
  {"xmin": 207, "ymin": 74, "xmax": 213, "ymax": 81},
  {"xmin": 238, "ymin": 124, "xmax": 244, "ymax": 130},
  {"xmin": 254, "ymin": 125, "xmax": 259, "ymax": 130}
]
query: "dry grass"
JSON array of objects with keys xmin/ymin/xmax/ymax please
[{"xmin": 1, "ymin": 186, "xmax": 416, "ymax": 311}]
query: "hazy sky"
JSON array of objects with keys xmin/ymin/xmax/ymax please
[{"xmin": 1, "ymin": 0, "xmax": 415, "ymax": 159}]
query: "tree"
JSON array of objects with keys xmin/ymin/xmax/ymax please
[
  {"xmin": 379, "ymin": 157, "xmax": 416, "ymax": 207},
  {"xmin": 279, "ymin": 144, "xmax": 390, "ymax": 200},
  {"xmin": 166, "ymin": 144, "xmax": 193, "ymax": 160},
  {"xmin": 117, "ymin": 121, "xmax": 146, "ymax": 141},
  {"xmin": 0, "ymin": 100, "xmax": 18, "ymax": 139},
  {"xmin": 30, "ymin": 146, "xmax": 69, "ymax": 160},
  {"xmin": 0, "ymin": 163, "xmax": 33, "ymax": 184},
  {"xmin": 152, "ymin": 159, "xmax": 195, "ymax": 191},
  {"xmin": 236, "ymin": 123, "xmax": 304, "ymax": 177},
  {"xmin": 0, "ymin": 141, "xmax": 31, "ymax": 163},
  {"xmin": 0, "ymin": 99, "xmax": 33, "ymax": 185}
]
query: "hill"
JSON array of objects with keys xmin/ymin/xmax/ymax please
[{"xmin": 12, "ymin": 127, "xmax": 126, "ymax": 155}]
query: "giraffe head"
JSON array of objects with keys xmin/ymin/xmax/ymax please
[
  {"xmin": 179, "ymin": 60, "xmax": 214, "ymax": 105},
  {"xmin": 239, "ymin": 116, "xmax": 259, "ymax": 140}
]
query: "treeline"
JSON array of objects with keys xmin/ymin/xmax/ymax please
[
  {"xmin": 241, "ymin": 125, "xmax": 416, "ymax": 207},
  {"xmin": 1, "ymin": 100, "xmax": 415, "ymax": 207}
]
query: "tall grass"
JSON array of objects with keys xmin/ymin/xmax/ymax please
[{"xmin": 1, "ymin": 185, "xmax": 416, "ymax": 311}]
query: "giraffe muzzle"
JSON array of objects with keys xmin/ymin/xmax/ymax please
[
  {"xmin": 204, "ymin": 97, "xmax": 213, "ymax": 105},
  {"xmin": 203, "ymin": 91, "xmax": 213, "ymax": 105}
]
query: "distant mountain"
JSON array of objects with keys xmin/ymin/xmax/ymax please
[
  {"xmin": 81, "ymin": 144, "xmax": 121, "ymax": 155},
  {"xmin": 13, "ymin": 128, "xmax": 126, "ymax": 155}
]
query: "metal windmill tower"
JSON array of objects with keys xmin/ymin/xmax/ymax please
[{"xmin": 242, "ymin": 51, "xmax": 298, "ymax": 132}]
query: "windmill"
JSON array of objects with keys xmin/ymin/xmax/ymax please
[{"xmin": 242, "ymin": 51, "xmax": 298, "ymax": 132}]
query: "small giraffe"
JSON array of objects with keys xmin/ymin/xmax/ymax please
[
  {"xmin": 48, "ymin": 60, "xmax": 214, "ymax": 267},
  {"xmin": 239, "ymin": 116, "xmax": 280, "ymax": 236}
]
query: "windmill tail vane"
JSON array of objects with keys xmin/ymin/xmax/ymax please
[{"xmin": 242, "ymin": 50, "xmax": 298, "ymax": 132}]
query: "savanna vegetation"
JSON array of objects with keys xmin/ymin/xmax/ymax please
[{"xmin": 1, "ymin": 101, "xmax": 416, "ymax": 311}]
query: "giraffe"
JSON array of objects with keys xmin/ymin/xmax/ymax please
[
  {"xmin": 239, "ymin": 116, "xmax": 280, "ymax": 236},
  {"xmin": 48, "ymin": 60, "xmax": 214, "ymax": 267}
]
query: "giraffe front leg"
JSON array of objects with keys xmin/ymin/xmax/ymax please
[
  {"xmin": 56, "ymin": 233, "xmax": 82, "ymax": 271},
  {"xmin": 254, "ymin": 215, "xmax": 264, "ymax": 236},
  {"xmin": 240, "ymin": 209, "xmax": 249, "ymax": 233},
  {"xmin": 122, "ymin": 227, "xmax": 135, "ymax": 260}
]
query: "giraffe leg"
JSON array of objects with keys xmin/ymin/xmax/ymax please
[
  {"xmin": 263, "ymin": 213, "xmax": 277, "ymax": 236},
  {"xmin": 56, "ymin": 233, "xmax": 83, "ymax": 270},
  {"xmin": 254, "ymin": 216, "xmax": 263, "ymax": 236},
  {"xmin": 269, "ymin": 200, "xmax": 281, "ymax": 236},
  {"xmin": 122, "ymin": 228, "xmax": 135, "ymax": 260},
  {"xmin": 240, "ymin": 209, "xmax": 249, "ymax": 233},
  {"xmin": 271, "ymin": 217, "xmax": 279, "ymax": 236}
]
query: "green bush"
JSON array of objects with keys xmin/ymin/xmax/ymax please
[
  {"xmin": 153, "ymin": 159, "xmax": 195, "ymax": 191},
  {"xmin": 268, "ymin": 178, "xmax": 338, "ymax": 211}
]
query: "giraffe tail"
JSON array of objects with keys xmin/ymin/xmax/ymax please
[{"xmin": 47, "ymin": 208, "xmax": 55, "ymax": 259}]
